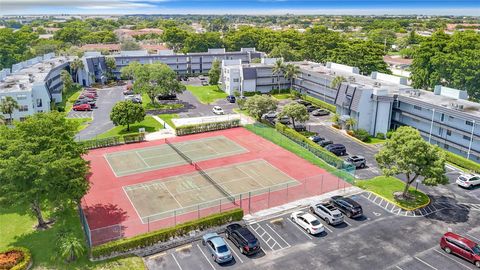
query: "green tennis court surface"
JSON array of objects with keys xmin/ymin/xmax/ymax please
[
  {"xmin": 105, "ymin": 136, "xmax": 247, "ymax": 177},
  {"xmin": 123, "ymin": 159, "xmax": 299, "ymax": 223}
]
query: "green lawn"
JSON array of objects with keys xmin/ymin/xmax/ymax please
[
  {"xmin": 367, "ymin": 137, "xmax": 387, "ymax": 144},
  {"xmin": 157, "ymin": 113, "xmax": 178, "ymax": 128},
  {"xmin": 67, "ymin": 117, "xmax": 92, "ymax": 132},
  {"xmin": 272, "ymin": 93, "xmax": 293, "ymax": 100},
  {"xmin": 57, "ymin": 86, "xmax": 83, "ymax": 113},
  {"xmin": 96, "ymin": 115, "xmax": 163, "ymax": 139},
  {"xmin": 356, "ymin": 176, "xmax": 430, "ymax": 210},
  {"xmin": 186, "ymin": 85, "xmax": 227, "ymax": 104},
  {"xmin": 0, "ymin": 203, "xmax": 144, "ymax": 269},
  {"xmin": 141, "ymin": 93, "xmax": 184, "ymax": 110}
]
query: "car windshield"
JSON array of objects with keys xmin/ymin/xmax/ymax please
[
  {"xmin": 473, "ymin": 245, "xmax": 480, "ymax": 255},
  {"xmin": 248, "ymin": 239, "xmax": 258, "ymax": 247},
  {"xmin": 217, "ymin": 245, "xmax": 229, "ymax": 253},
  {"xmin": 310, "ymin": 220, "xmax": 321, "ymax": 226}
]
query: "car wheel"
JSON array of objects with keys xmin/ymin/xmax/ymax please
[
  {"xmin": 444, "ymin": 247, "xmax": 451, "ymax": 254},
  {"xmin": 475, "ymin": 261, "xmax": 480, "ymax": 268},
  {"xmin": 307, "ymin": 229, "xmax": 311, "ymax": 234},
  {"xmin": 360, "ymin": 163, "xmax": 366, "ymax": 168},
  {"xmin": 309, "ymin": 207, "xmax": 314, "ymax": 213},
  {"xmin": 202, "ymin": 240, "xmax": 205, "ymax": 246},
  {"xmin": 239, "ymin": 246, "xmax": 244, "ymax": 254},
  {"xmin": 347, "ymin": 212, "xmax": 352, "ymax": 218},
  {"xmin": 291, "ymin": 217, "xmax": 295, "ymax": 222},
  {"xmin": 225, "ymin": 232, "xmax": 229, "ymax": 239},
  {"xmin": 326, "ymin": 219, "xmax": 331, "ymax": 225}
]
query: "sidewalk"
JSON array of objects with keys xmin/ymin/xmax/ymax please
[{"xmin": 145, "ymin": 115, "xmax": 176, "ymax": 141}]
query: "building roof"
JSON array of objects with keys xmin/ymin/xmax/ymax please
[{"xmin": 383, "ymin": 55, "xmax": 413, "ymax": 66}]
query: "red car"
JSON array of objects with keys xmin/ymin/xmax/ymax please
[
  {"xmin": 84, "ymin": 90, "xmax": 98, "ymax": 96},
  {"xmin": 440, "ymin": 232, "xmax": 480, "ymax": 267},
  {"xmin": 72, "ymin": 104, "xmax": 92, "ymax": 111},
  {"xmin": 80, "ymin": 92, "xmax": 96, "ymax": 99}
]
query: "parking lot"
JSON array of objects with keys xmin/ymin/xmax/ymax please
[{"xmin": 144, "ymin": 192, "xmax": 480, "ymax": 270}]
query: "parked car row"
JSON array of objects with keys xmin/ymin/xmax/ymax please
[
  {"xmin": 72, "ymin": 88, "xmax": 98, "ymax": 111},
  {"xmin": 308, "ymin": 133, "xmax": 367, "ymax": 168},
  {"xmin": 295, "ymin": 99, "xmax": 330, "ymax": 117}
]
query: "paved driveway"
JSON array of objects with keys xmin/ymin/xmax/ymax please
[
  {"xmin": 75, "ymin": 86, "xmax": 124, "ymax": 140},
  {"xmin": 176, "ymin": 89, "xmax": 237, "ymax": 118}
]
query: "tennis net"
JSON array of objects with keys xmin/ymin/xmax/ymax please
[
  {"xmin": 194, "ymin": 163, "xmax": 235, "ymax": 203},
  {"xmin": 165, "ymin": 138, "xmax": 192, "ymax": 165}
]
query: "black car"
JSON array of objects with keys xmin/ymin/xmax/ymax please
[
  {"xmin": 325, "ymin": 144, "xmax": 347, "ymax": 156},
  {"xmin": 293, "ymin": 124, "xmax": 307, "ymax": 132},
  {"xmin": 278, "ymin": 116, "xmax": 291, "ymax": 125},
  {"xmin": 157, "ymin": 94, "xmax": 177, "ymax": 100},
  {"xmin": 296, "ymin": 99, "xmax": 311, "ymax": 106},
  {"xmin": 227, "ymin": 95, "xmax": 236, "ymax": 103},
  {"xmin": 318, "ymin": 140, "xmax": 333, "ymax": 147},
  {"xmin": 306, "ymin": 105, "xmax": 318, "ymax": 112},
  {"xmin": 225, "ymin": 223, "xmax": 261, "ymax": 255},
  {"xmin": 309, "ymin": 135, "xmax": 325, "ymax": 143},
  {"xmin": 330, "ymin": 196, "xmax": 363, "ymax": 218}
]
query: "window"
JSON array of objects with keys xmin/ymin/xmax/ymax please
[
  {"xmin": 17, "ymin": 94, "xmax": 27, "ymax": 100},
  {"xmin": 466, "ymin": 120, "xmax": 474, "ymax": 126},
  {"xmin": 19, "ymin": 117, "xmax": 26, "ymax": 122},
  {"xmin": 441, "ymin": 113, "xmax": 445, "ymax": 121},
  {"xmin": 444, "ymin": 144, "xmax": 449, "ymax": 150},
  {"xmin": 413, "ymin": 105, "xmax": 422, "ymax": 110},
  {"xmin": 449, "ymin": 116, "xmax": 454, "ymax": 121},
  {"xmin": 463, "ymin": 135, "xmax": 470, "ymax": 140},
  {"xmin": 36, "ymin": 99, "xmax": 42, "ymax": 108},
  {"xmin": 233, "ymin": 78, "xmax": 239, "ymax": 83},
  {"xmin": 447, "ymin": 130, "xmax": 452, "ymax": 136},
  {"xmin": 19, "ymin": 105, "xmax": 28, "ymax": 112}
]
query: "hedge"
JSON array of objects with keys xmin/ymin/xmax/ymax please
[
  {"xmin": 0, "ymin": 247, "xmax": 32, "ymax": 270},
  {"xmin": 123, "ymin": 133, "xmax": 146, "ymax": 144},
  {"xmin": 445, "ymin": 151, "xmax": 480, "ymax": 173},
  {"xmin": 274, "ymin": 122, "xmax": 353, "ymax": 170},
  {"xmin": 91, "ymin": 208, "xmax": 244, "ymax": 259},
  {"xmin": 78, "ymin": 133, "xmax": 146, "ymax": 149},
  {"xmin": 176, "ymin": 119, "xmax": 240, "ymax": 136},
  {"xmin": 304, "ymin": 95, "xmax": 336, "ymax": 112}
]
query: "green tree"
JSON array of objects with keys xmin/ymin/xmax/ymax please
[
  {"xmin": 120, "ymin": 61, "xmax": 141, "ymax": 80},
  {"xmin": 56, "ymin": 231, "xmax": 85, "ymax": 262},
  {"xmin": 375, "ymin": 126, "xmax": 448, "ymax": 197},
  {"xmin": 243, "ymin": 95, "xmax": 278, "ymax": 120},
  {"xmin": 60, "ymin": 70, "xmax": 75, "ymax": 94},
  {"xmin": 331, "ymin": 113, "xmax": 341, "ymax": 125},
  {"xmin": 272, "ymin": 59, "xmax": 285, "ymax": 93},
  {"xmin": 81, "ymin": 30, "xmax": 117, "ymax": 44},
  {"xmin": 0, "ymin": 96, "xmax": 20, "ymax": 123},
  {"xmin": 183, "ymin": 32, "xmax": 224, "ymax": 53},
  {"xmin": 53, "ymin": 21, "xmax": 89, "ymax": 45},
  {"xmin": 105, "ymin": 57, "xmax": 117, "ymax": 81},
  {"xmin": 69, "ymin": 58, "xmax": 84, "ymax": 83},
  {"xmin": 345, "ymin": 117, "xmax": 357, "ymax": 130},
  {"xmin": 120, "ymin": 40, "xmax": 141, "ymax": 51},
  {"xmin": 110, "ymin": 100, "xmax": 146, "ymax": 131},
  {"xmin": 284, "ymin": 63, "xmax": 300, "ymax": 91},
  {"xmin": 330, "ymin": 76, "xmax": 346, "ymax": 89},
  {"xmin": 279, "ymin": 102, "xmax": 309, "ymax": 129},
  {"xmin": 208, "ymin": 59, "xmax": 221, "ymax": 85},
  {"xmin": 0, "ymin": 112, "xmax": 90, "ymax": 228},
  {"xmin": 367, "ymin": 29, "xmax": 397, "ymax": 52},
  {"xmin": 162, "ymin": 27, "xmax": 190, "ymax": 51},
  {"xmin": 0, "ymin": 27, "xmax": 38, "ymax": 69},
  {"xmin": 0, "ymin": 115, "xmax": 5, "ymax": 125},
  {"xmin": 269, "ymin": 42, "xmax": 301, "ymax": 62}
]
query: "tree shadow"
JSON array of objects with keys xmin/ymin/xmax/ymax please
[
  {"xmin": 424, "ymin": 195, "xmax": 470, "ymax": 224},
  {"xmin": 83, "ymin": 203, "xmax": 128, "ymax": 246}
]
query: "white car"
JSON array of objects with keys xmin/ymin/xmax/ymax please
[
  {"xmin": 290, "ymin": 211, "xmax": 325, "ymax": 235},
  {"xmin": 212, "ymin": 106, "xmax": 224, "ymax": 115},
  {"xmin": 456, "ymin": 174, "xmax": 480, "ymax": 189}
]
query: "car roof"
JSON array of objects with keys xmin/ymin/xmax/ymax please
[
  {"xmin": 349, "ymin": 155, "xmax": 364, "ymax": 159},
  {"xmin": 301, "ymin": 213, "xmax": 318, "ymax": 222},
  {"xmin": 460, "ymin": 173, "xmax": 479, "ymax": 179},
  {"xmin": 236, "ymin": 227, "xmax": 257, "ymax": 241},
  {"xmin": 444, "ymin": 232, "xmax": 478, "ymax": 248}
]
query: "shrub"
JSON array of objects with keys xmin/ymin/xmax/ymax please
[
  {"xmin": 243, "ymin": 91, "xmax": 262, "ymax": 97},
  {"xmin": 0, "ymin": 247, "xmax": 32, "ymax": 270},
  {"xmin": 78, "ymin": 136, "xmax": 122, "ymax": 149},
  {"xmin": 332, "ymin": 124, "xmax": 341, "ymax": 129},
  {"xmin": 376, "ymin": 132, "xmax": 385, "ymax": 139},
  {"xmin": 353, "ymin": 129, "xmax": 371, "ymax": 142},
  {"xmin": 176, "ymin": 119, "xmax": 240, "ymax": 136},
  {"xmin": 91, "ymin": 208, "xmax": 243, "ymax": 259},
  {"xmin": 56, "ymin": 106, "xmax": 66, "ymax": 112},
  {"xmin": 445, "ymin": 151, "xmax": 480, "ymax": 173},
  {"xmin": 386, "ymin": 130, "xmax": 394, "ymax": 139},
  {"xmin": 123, "ymin": 132, "xmax": 145, "ymax": 144}
]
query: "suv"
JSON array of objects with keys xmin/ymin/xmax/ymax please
[
  {"xmin": 293, "ymin": 124, "xmax": 307, "ymax": 132},
  {"xmin": 157, "ymin": 94, "xmax": 177, "ymax": 100},
  {"xmin": 225, "ymin": 223, "xmax": 261, "ymax": 255},
  {"xmin": 346, "ymin": 155, "xmax": 366, "ymax": 169},
  {"xmin": 440, "ymin": 232, "xmax": 480, "ymax": 267},
  {"xmin": 456, "ymin": 174, "xmax": 480, "ymax": 189},
  {"xmin": 296, "ymin": 99, "xmax": 311, "ymax": 106},
  {"xmin": 226, "ymin": 95, "xmax": 236, "ymax": 103},
  {"xmin": 309, "ymin": 135, "xmax": 325, "ymax": 143},
  {"xmin": 318, "ymin": 140, "xmax": 333, "ymax": 147},
  {"xmin": 312, "ymin": 109, "xmax": 330, "ymax": 116},
  {"xmin": 310, "ymin": 202, "xmax": 344, "ymax": 225},
  {"xmin": 325, "ymin": 144, "xmax": 347, "ymax": 156},
  {"xmin": 306, "ymin": 105, "xmax": 318, "ymax": 112},
  {"xmin": 330, "ymin": 196, "xmax": 363, "ymax": 218}
]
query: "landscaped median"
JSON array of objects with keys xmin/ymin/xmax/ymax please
[
  {"xmin": 176, "ymin": 119, "xmax": 241, "ymax": 136},
  {"xmin": 91, "ymin": 208, "xmax": 244, "ymax": 260},
  {"xmin": 0, "ymin": 247, "xmax": 32, "ymax": 270},
  {"xmin": 356, "ymin": 176, "xmax": 430, "ymax": 210}
]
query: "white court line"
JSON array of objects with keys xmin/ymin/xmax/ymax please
[
  {"xmin": 171, "ymin": 253, "xmax": 183, "ymax": 270},
  {"xmin": 414, "ymin": 256, "xmax": 438, "ymax": 270},
  {"xmin": 224, "ymin": 241, "xmax": 244, "ymax": 264},
  {"xmin": 236, "ymin": 166, "xmax": 266, "ymax": 189},
  {"xmin": 197, "ymin": 244, "xmax": 216, "ymax": 270},
  {"xmin": 121, "ymin": 187, "xmax": 144, "ymax": 223},
  {"xmin": 287, "ymin": 218, "xmax": 313, "ymax": 240},
  {"xmin": 265, "ymin": 223, "xmax": 291, "ymax": 248},
  {"xmin": 162, "ymin": 183, "xmax": 184, "ymax": 208},
  {"xmin": 433, "ymin": 249, "xmax": 474, "ymax": 270},
  {"xmin": 395, "ymin": 266, "xmax": 404, "ymax": 270},
  {"xmin": 135, "ymin": 152, "xmax": 150, "ymax": 167},
  {"xmin": 466, "ymin": 233, "xmax": 480, "ymax": 242}
]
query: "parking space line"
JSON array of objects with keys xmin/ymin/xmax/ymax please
[
  {"xmin": 197, "ymin": 244, "xmax": 216, "ymax": 270},
  {"xmin": 171, "ymin": 253, "xmax": 183, "ymax": 270},
  {"xmin": 344, "ymin": 220, "xmax": 352, "ymax": 226},
  {"xmin": 466, "ymin": 233, "xmax": 480, "ymax": 242},
  {"xmin": 415, "ymin": 256, "xmax": 439, "ymax": 270},
  {"xmin": 250, "ymin": 223, "xmax": 279, "ymax": 250},
  {"xmin": 225, "ymin": 241, "xmax": 243, "ymax": 264},
  {"xmin": 286, "ymin": 218, "xmax": 313, "ymax": 240},
  {"xmin": 176, "ymin": 244, "xmax": 192, "ymax": 252},
  {"xmin": 433, "ymin": 249, "xmax": 474, "ymax": 269},
  {"xmin": 148, "ymin": 252, "xmax": 166, "ymax": 260},
  {"xmin": 265, "ymin": 223, "xmax": 291, "ymax": 248}
]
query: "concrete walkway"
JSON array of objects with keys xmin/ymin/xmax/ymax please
[{"xmin": 145, "ymin": 115, "xmax": 176, "ymax": 141}]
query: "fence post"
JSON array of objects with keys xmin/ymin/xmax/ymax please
[
  {"xmin": 268, "ymin": 187, "xmax": 271, "ymax": 208},
  {"xmin": 147, "ymin": 217, "xmax": 150, "ymax": 233},
  {"xmin": 286, "ymin": 183, "xmax": 289, "ymax": 201},
  {"xmin": 248, "ymin": 192, "xmax": 251, "ymax": 214},
  {"xmin": 239, "ymin": 193, "xmax": 242, "ymax": 209},
  {"xmin": 321, "ymin": 174, "xmax": 324, "ymax": 193},
  {"xmin": 219, "ymin": 199, "xmax": 222, "ymax": 213},
  {"xmin": 197, "ymin": 204, "xmax": 200, "ymax": 219},
  {"xmin": 174, "ymin": 210, "xmax": 177, "ymax": 226}
]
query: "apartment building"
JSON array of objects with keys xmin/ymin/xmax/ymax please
[
  {"xmin": 0, "ymin": 53, "xmax": 73, "ymax": 121},
  {"xmin": 220, "ymin": 59, "xmax": 480, "ymax": 162}
]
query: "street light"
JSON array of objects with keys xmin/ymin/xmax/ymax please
[{"xmin": 415, "ymin": 179, "xmax": 421, "ymax": 191}]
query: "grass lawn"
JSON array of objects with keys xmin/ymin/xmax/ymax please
[
  {"xmin": 157, "ymin": 113, "xmax": 178, "ymax": 128},
  {"xmin": 366, "ymin": 137, "xmax": 386, "ymax": 144},
  {"xmin": 244, "ymin": 123, "xmax": 355, "ymax": 184},
  {"xmin": 57, "ymin": 87, "xmax": 83, "ymax": 113},
  {"xmin": 67, "ymin": 117, "xmax": 92, "ymax": 132},
  {"xmin": 299, "ymin": 131, "xmax": 317, "ymax": 137},
  {"xmin": 96, "ymin": 115, "xmax": 163, "ymax": 139},
  {"xmin": 0, "ymin": 203, "xmax": 144, "ymax": 269},
  {"xmin": 356, "ymin": 176, "xmax": 430, "ymax": 210},
  {"xmin": 272, "ymin": 93, "xmax": 293, "ymax": 100},
  {"xmin": 141, "ymin": 93, "xmax": 184, "ymax": 110},
  {"xmin": 186, "ymin": 85, "xmax": 227, "ymax": 104}
]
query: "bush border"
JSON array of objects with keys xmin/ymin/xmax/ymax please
[
  {"xmin": 0, "ymin": 247, "xmax": 32, "ymax": 270},
  {"xmin": 175, "ymin": 119, "xmax": 240, "ymax": 136}
]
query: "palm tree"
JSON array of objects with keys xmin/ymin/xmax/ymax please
[
  {"xmin": 345, "ymin": 117, "xmax": 357, "ymax": 130},
  {"xmin": 0, "ymin": 115, "xmax": 6, "ymax": 125},
  {"xmin": 284, "ymin": 64, "xmax": 300, "ymax": 92},
  {"xmin": 331, "ymin": 113, "xmax": 341, "ymax": 125},
  {"xmin": 330, "ymin": 75, "xmax": 346, "ymax": 89},
  {"xmin": 57, "ymin": 233, "xmax": 85, "ymax": 262},
  {"xmin": 272, "ymin": 59, "xmax": 285, "ymax": 94},
  {"xmin": 0, "ymin": 97, "xmax": 19, "ymax": 124},
  {"xmin": 69, "ymin": 58, "xmax": 84, "ymax": 83}
]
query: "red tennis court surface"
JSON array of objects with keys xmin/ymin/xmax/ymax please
[{"xmin": 81, "ymin": 127, "xmax": 351, "ymax": 246}]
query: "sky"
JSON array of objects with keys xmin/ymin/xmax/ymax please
[{"xmin": 1, "ymin": 0, "xmax": 480, "ymax": 16}]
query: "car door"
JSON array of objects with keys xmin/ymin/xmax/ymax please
[
  {"xmin": 472, "ymin": 176, "xmax": 480, "ymax": 186},
  {"xmin": 317, "ymin": 205, "xmax": 327, "ymax": 220},
  {"xmin": 231, "ymin": 232, "xmax": 240, "ymax": 248},
  {"xmin": 207, "ymin": 240, "xmax": 216, "ymax": 257},
  {"xmin": 458, "ymin": 243, "xmax": 474, "ymax": 261},
  {"xmin": 297, "ymin": 216, "xmax": 308, "ymax": 230}
]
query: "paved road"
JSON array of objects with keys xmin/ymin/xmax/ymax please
[
  {"xmin": 75, "ymin": 86, "xmax": 124, "ymax": 141},
  {"xmin": 176, "ymin": 90, "xmax": 237, "ymax": 118},
  {"xmin": 144, "ymin": 193, "xmax": 480, "ymax": 270}
]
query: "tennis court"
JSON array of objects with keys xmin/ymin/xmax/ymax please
[
  {"xmin": 105, "ymin": 136, "xmax": 247, "ymax": 177},
  {"xmin": 123, "ymin": 159, "xmax": 299, "ymax": 223}
]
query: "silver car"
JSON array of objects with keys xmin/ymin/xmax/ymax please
[
  {"xmin": 202, "ymin": 233, "xmax": 233, "ymax": 264},
  {"xmin": 310, "ymin": 202, "xmax": 344, "ymax": 225}
]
